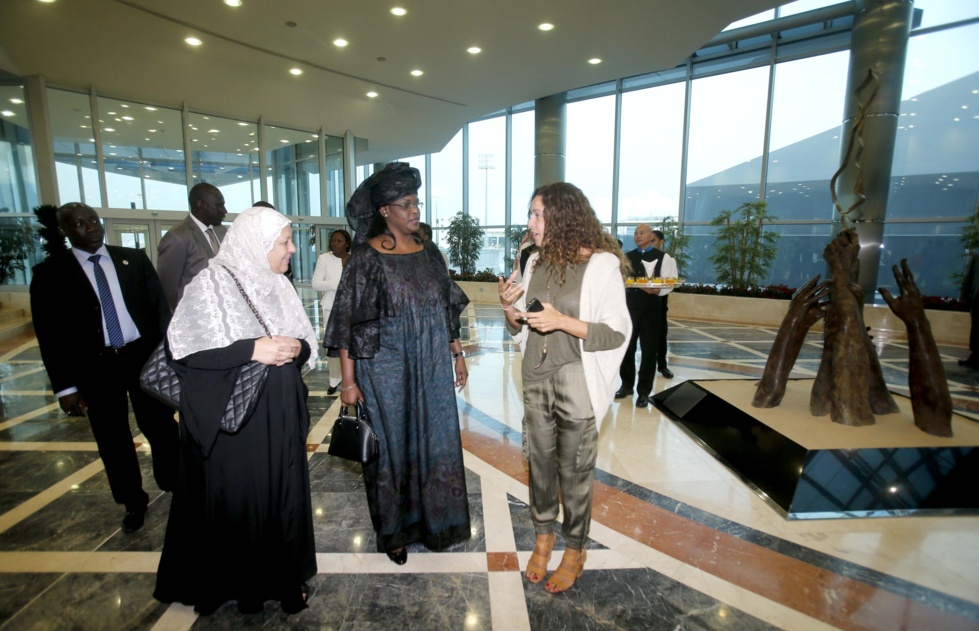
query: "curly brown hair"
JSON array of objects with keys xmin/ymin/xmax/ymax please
[{"xmin": 530, "ymin": 182, "xmax": 628, "ymax": 285}]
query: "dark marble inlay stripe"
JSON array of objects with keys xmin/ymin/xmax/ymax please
[{"xmin": 458, "ymin": 400, "xmax": 979, "ymax": 626}]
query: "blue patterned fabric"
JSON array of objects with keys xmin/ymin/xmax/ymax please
[{"xmin": 324, "ymin": 242, "xmax": 471, "ymax": 552}]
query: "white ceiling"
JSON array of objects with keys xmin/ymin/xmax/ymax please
[{"xmin": 0, "ymin": 0, "xmax": 782, "ymax": 164}]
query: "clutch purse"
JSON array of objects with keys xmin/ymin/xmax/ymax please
[
  {"xmin": 139, "ymin": 264, "xmax": 271, "ymax": 435},
  {"xmin": 327, "ymin": 401, "xmax": 379, "ymax": 464}
]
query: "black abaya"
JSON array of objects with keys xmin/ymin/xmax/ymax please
[{"xmin": 154, "ymin": 339, "xmax": 316, "ymax": 614}]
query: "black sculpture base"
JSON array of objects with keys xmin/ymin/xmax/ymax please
[{"xmin": 652, "ymin": 379, "xmax": 979, "ymax": 520}]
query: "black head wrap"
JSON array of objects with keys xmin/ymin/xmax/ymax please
[{"xmin": 346, "ymin": 162, "xmax": 421, "ymax": 246}]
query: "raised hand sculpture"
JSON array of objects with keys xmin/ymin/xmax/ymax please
[
  {"xmin": 879, "ymin": 259, "xmax": 953, "ymax": 437},
  {"xmin": 753, "ymin": 275, "xmax": 828, "ymax": 408}
]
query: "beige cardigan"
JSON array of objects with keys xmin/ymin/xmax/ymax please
[{"xmin": 511, "ymin": 251, "xmax": 631, "ymax": 431}]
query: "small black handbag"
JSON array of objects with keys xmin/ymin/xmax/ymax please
[{"xmin": 327, "ymin": 401, "xmax": 379, "ymax": 464}]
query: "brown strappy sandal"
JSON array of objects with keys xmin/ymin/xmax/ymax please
[
  {"xmin": 544, "ymin": 548, "xmax": 586, "ymax": 593},
  {"xmin": 525, "ymin": 532, "xmax": 556, "ymax": 583}
]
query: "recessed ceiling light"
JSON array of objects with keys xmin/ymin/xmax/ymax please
[
  {"xmin": 1, "ymin": 110, "xmax": 14, "ymax": 117},
  {"xmin": 538, "ymin": 23, "xmax": 554, "ymax": 31},
  {"xmin": 366, "ymin": 91, "xmax": 378, "ymax": 98},
  {"xmin": 145, "ymin": 106, "xmax": 157, "ymax": 111},
  {"xmin": 391, "ymin": 7, "xmax": 406, "ymax": 16},
  {"xmin": 104, "ymin": 127, "xmax": 116, "ymax": 132},
  {"xmin": 281, "ymin": 139, "xmax": 290, "ymax": 143},
  {"xmin": 588, "ymin": 58, "xmax": 602, "ymax": 65},
  {"xmin": 410, "ymin": 69, "xmax": 423, "ymax": 77},
  {"xmin": 9, "ymin": 98, "xmax": 24, "ymax": 104},
  {"xmin": 208, "ymin": 129, "xmax": 220, "ymax": 133},
  {"xmin": 37, "ymin": 0, "xmax": 56, "ymax": 3},
  {"xmin": 468, "ymin": 46, "xmax": 481, "ymax": 54},
  {"xmin": 334, "ymin": 38, "xmax": 348, "ymax": 47},
  {"xmin": 289, "ymin": 68, "xmax": 303, "ymax": 75},
  {"xmin": 121, "ymin": 116, "xmax": 133, "ymax": 120},
  {"xmin": 185, "ymin": 37, "xmax": 203, "ymax": 46},
  {"xmin": 224, "ymin": 0, "xmax": 242, "ymax": 6},
  {"xmin": 238, "ymin": 122, "xmax": 248, "ymax": 126}
]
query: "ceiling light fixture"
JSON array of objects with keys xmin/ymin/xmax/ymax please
[
  {"xmin": 334, "ymin": 38, "xmax": 348, "ymax": 47},
  {"xmin": 224, "ymin": 0, "xmax": 242, "ymax": 6},
  {"xmin": 468, "ymin": 46, "xmax": 481, "ymax": 54},
  {"xmin": 37, "ymin": 0, "xmax": 56, "ymax": 3},
  {"xmin": 391, "ymin": 7, "xmax": 406, "ymax": 16},
  {"xmin": 1, "ymin": 110, "xmax": 14, "ymax": 117},
  {"xmin": 290, "ymin": 68, "xmax": 303, "ymax": 75},
  {"xmin": 10, "ymin": 98, "xmax": 24, "ymax": 104},
  {"xmin": 185, "ymin": 37, "xmax": 203, "ymax": 46},
  {"xmin": 588, "ymin": 58, "xmax": 602, "ymax": 65},
  {"xmin": 145, "ymin": 106, "xmax": 157, "ymax": 111},
  {"xmin": 538, "ymin": 23, "xmax": 554, "ymax": 31},
  {"xmin": 411, "ymin": 69, "xmax": 423, "ymax": 77},
  {"xmin": 366, "ymin": 91, "xmax": 378, "ymax": 98}
]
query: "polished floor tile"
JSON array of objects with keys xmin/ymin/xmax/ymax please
[{"xmin": 1, "ymin": 290, "xmax": 978, "ymax": 629}]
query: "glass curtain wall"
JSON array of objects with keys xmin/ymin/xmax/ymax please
[
  {"xmin": 265, "ymin": 125, "xmax": 321, "ymax": 216},
  {"xmin": 50, "ymin": 89, "xmax": 102, "ymax": 207},
  {"xmin": 388, "ymin": 3, "xmax": 978, "ymax": 299},
  {"xmin": 188, "ymin": 113, "xmax": 260, "ymax": 213},
  {"xmin": 0, "ymin": 83, "xmax": 41, "ymax": 286},
  {"xmin": 99, "ymin": 96, "xmax": 185, "ymax": 210}
]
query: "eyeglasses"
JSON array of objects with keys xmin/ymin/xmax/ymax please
[{"xmin": 386, "ymin": 201, "xmax": 424, "ymax": 211}]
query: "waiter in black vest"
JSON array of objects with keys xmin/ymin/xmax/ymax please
[{"xmin": 616, "ymin": 224, "xmax": 677, "ymax": 407}]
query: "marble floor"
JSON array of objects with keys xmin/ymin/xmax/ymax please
[{"xmin": 1, "ymin": 290, "xmax": 978, "ymax": 630}]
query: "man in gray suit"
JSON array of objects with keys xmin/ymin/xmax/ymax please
[{"xmin": 157, "ymin": 183, "xmax": 228, "ymax": 309}]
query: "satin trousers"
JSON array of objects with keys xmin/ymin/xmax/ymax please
[{"xmin": 522, "ymin": 361, "xmax": 598, "ymax": 549}]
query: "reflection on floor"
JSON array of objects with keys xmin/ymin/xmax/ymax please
[{"xmin": 1, "ymin": 291, "xmax": 978, "ymax": 630}]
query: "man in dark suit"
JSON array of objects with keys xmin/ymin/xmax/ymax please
[
  {"xmin": 30, "ymin": 203, "xmax": 178, "ymax": 533},
  {"xmin": 156, "ymin": 182, "xmax": 228, "ymax": 309},
  {"xmin": 616, "ymin": 224, "xmax": 677, "ymax": 407}
]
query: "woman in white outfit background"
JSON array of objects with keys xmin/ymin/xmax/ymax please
[{"xmin": 311, "ymin": 228, "xmax": 351, "ymax": 394}]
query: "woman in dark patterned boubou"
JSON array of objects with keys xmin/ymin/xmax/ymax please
[{"xmin": 323, "ymin": 162, "xmax": 472, "ymax": 565}]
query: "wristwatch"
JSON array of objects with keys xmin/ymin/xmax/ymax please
[{"xmin": 453, "ymin": 351, "xmax": 466, "ymax": 358}]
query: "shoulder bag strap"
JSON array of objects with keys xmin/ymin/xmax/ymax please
[{"xmin": 218, "ymin": 264, "xmax": 273, "ymax": 336}]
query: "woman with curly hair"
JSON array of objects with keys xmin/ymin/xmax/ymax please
[{"xmin": 498, "ymin": 182, "xmax": 631, "ymax": 593}]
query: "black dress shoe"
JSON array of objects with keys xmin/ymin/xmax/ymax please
[
  {"xmin": 122, "ymin": 508, "xmax": 146, "ymax": 533},
  {"xmin": 635, "ymin": 394, "xmax": 650, "ymax": 407},
  {"xmin": 614, "ymin": 388, "xmax": 634, "ymax": 399},
  {"xmin": 327, "ymin": 384, "xmax": 339, "ymax": 395},
  {"xmin": 959, "ymin": 358, "xmax": 979, "ymax": 369},
  {"xmin": 386, "ymin": 547, "xmax": 408, "ymax": 565},
  {"xmin": 659, "ymin": 368, "xmax": 674, "ymax": 379}
]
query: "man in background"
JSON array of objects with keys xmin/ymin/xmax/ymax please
[
  {"xmin": 156, "ymin": 183, "xmax": 227, "ymax": 309},
  {"xmin": 616, "ymin": 224, "xmax": 677, "ymax": 407},
  {"xmin": 650, "ymin": 229, "xmax": 674, "ymax": 379},
  {"xmin": 30, "ymin": 203, "xmax": 178, "ymax": 532}
]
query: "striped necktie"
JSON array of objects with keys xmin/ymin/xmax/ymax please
[{"xmin": 88, "ymin": 254, "xmax": 126, "ymax": 348}]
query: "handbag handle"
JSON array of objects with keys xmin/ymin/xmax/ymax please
[
  {"xmin": 218, "ymin": 264, "xmax": 272, "ymax": 336},
  {"xmin": 341, "ymin": 400, "xmax": 371, "ymax": 423}
]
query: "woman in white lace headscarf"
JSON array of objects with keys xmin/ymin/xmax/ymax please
[{"xmin": 155, "ymin": 206, "xmax": 317, "ymax": 616}]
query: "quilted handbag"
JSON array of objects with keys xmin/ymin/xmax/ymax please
[
  {"xmin": 139, "ymin": 265, "xmax": 271, "ymax": 434},
  {"xmin": 327, "ymin": 401, "xmax": 379, "ymax": 464}
]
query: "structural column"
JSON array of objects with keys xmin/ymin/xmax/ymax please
[
  {"xmin": 24, "ymin": 75, "xmax": 58, "ymax": 207},
  {"xmin": 834, "ymin": 0, "xmax": 914, "ymax": 302},
  {"xmin": 534, "ymin": 93, "xmax": 567, "ymax": 187}
]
